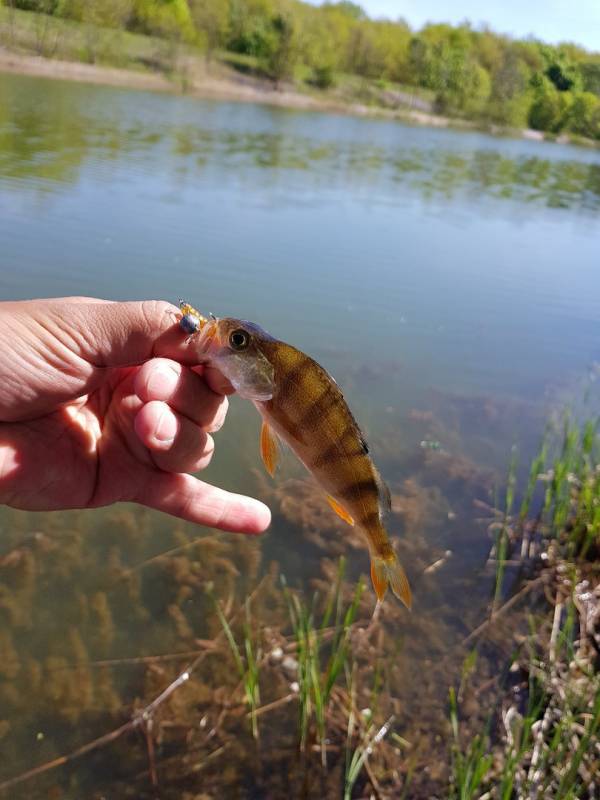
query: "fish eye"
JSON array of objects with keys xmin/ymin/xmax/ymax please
[{"xmin": 229, "ymin": 328, "xmax": 250, "ymax": 351}]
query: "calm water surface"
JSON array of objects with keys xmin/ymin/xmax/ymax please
[{"xmin": 1, "ymin": 71, "xmax": 600, "ymax": 795}]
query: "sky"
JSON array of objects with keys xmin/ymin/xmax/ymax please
[{"xmin": 309, "ymin": 0, "xmax": 600, "ymax": 52}]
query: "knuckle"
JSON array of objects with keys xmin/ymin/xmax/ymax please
[{"xmin": 140, "ymin": 299, "xmax": 177, "ymax": 332}]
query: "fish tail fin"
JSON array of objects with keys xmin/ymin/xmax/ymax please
[{"xmin": 370, "ymin": 552, "xmax": 412, "ymax": 610}]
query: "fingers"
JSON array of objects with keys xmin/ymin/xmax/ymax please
[
  {"xmin": 133, "ymin": 358, "xmax": 228, "ymax": 472},
  {"xmin": 134, "ymin": 472, "xmax": 271, "ymax": 534},
  {"xmin": 134, "ymin": 401, "xmax": 215, "ymax": 473},
  {"xmin": 134, "ymin": 358, "xmax": 228, "ymax": 431}
]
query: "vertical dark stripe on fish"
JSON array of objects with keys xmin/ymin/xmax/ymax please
[
  {"xmin": 311, "ymin": 443, "xmax": 367, "ymax": 471},
  {"xmin": 296, "ymin": 385, "xmax": 340, "ymax": 429},
  {"xmin": 276, "ymin": 357, "xmax": 311, "ymax": 397},
  {"xmin": 336, "ymin": 480, "xmax": 380, "ymax": 504}
]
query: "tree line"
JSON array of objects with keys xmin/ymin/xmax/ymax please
[{"xmin": 5, "ymin": 0, "xmax": 600, "ymax": 139}]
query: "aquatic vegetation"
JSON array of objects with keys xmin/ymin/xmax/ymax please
[
  {"xmin": 448, "ymin": 414, "xmax": 600, "ymax": 799},
  {"xmin": 282, "ymin": 558, "xmax": 364, "ymax": 764},
  {"xmin": 450, "ymin": 581, "xmax": 600, "ymax": 800},
  {"xmin": 0, "ymin": 398, "xmax": 598, "ymax": 798},
  {"xmin": 210, "ymin": 590, "xmax": 262, "ymax": 739}
]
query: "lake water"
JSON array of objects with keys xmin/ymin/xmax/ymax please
[{"xmin": 0, "ymin": 71, "xmax": 599, "ymax": 796}]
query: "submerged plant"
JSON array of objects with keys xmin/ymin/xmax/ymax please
[
  {"xmin": 343, "ymin": 659, "xmax": 393, "ymax": 800},
  {"xmin": 210, "ymin": 588, "xmax": 262, "ymax": 739},
  {"xmin": 281, "ymin": 557, "xmax": 364, "ymax": 765},
  {"xmin": 448, "ymin": 686, "xmax": 493, "ymax": 800}
]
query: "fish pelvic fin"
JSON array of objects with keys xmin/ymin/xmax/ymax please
[
  {"xmin": 370, "ymin": 553, "xmax": 412, "ymax": 610},
  {"xmin": 327, "ymin": 495, "xmax": 355, "ymax": 526},
  {"xmin": 260, "ymin": 420, "xmax": 279, "ymax": 477}
]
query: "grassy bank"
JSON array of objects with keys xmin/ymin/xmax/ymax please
[
  {"xmin": 0, "ymin": 6, "xmax": 445, "ymax": 111},
  {"xmin": 449, "ymin": 415, "xmax": 600, "ymax": 799},
  {"xmin": 2, "ymin": 6, "xmax": 598, "ymax": 146}
]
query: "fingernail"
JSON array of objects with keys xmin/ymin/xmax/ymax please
[
  {"xmin": 147, "ymin": 363, "xmax": 179, "ymax": 399},
  {"xmin": 155, "ymin": 408, "xmax": 177, "ymax": 443}
]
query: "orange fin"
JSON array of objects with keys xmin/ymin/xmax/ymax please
[
  {"xmin": 326, "ymin": 496, "xmax": 354, "ymax": 526},
  {"xmin": 260, "ymin": 421, "xmax": 279, "ymax": 477},
  {"xmin": 370, "ymin": 554, "xmax": 412, "ymax": 610}
]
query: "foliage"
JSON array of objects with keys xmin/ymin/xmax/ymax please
[
  {"xmin": 529, "ymin": 75, "xmax": 572, "ymax": 133},
  {"xmin": 566, "ymin": 91, "xmax": 600, "ymax": 139},
  {"xmin": 129, "ymin": 0, "xmax": 196, "ymax": 41},
  {"xmin": 308, "ymin": 63, "xmax": 335, "ymax": 89},
  {"xmin": 2, "ymin": 0, "xmax": 600, "ymax": 137}
]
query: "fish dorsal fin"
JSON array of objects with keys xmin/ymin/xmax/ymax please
[
  {"xmin": 260, "ymin": 420, "xmax": 279, "ymax": 477},
  {"xmin": 326, "ymin": 495, "xmax": 355, "ymax": 526}
]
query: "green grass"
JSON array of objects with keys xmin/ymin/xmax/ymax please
[
  {"xmin": 450, "ymin": 412, "xmax": 600, "ymax": 799},
  {"xmin": 493, "ymin": 446, "xmax": 519, "ymax": 609},
  {"xmin": 0, "ymin": 5, "xmax": 171, "ymax": 70},
  {"xmin": 210, "ymin": 589, "xmax": 262, "ymax": 739},
  {"xmin": 534, "ymin": 415, "xmax": 600, "ymax": 556},
  {"xmin": 282, "ymin": 557, "xmax": 364, "ymax": 765},
  {"xmin": 449, "ymin": 685, "xmax": 493, "ymax": 800},
  {"xmin": 343, "ymin": 659, "xmax": 392, "ymax": 800},
  {"xmin": 450, "ymin": 602, "xmax": 600, "ymax": 798}
]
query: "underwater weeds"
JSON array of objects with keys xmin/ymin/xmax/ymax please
[
  {"xmin": 1, "ymin": 412, "xmax": 599, "ymax": 796},
  {"xmin": 0, "ymin": 560, "xmax": 395, "ymax": 795}
]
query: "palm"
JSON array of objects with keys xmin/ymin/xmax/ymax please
[{"xmin": 6, "ymin": 367, "xmax": 156, "ymax": 511}]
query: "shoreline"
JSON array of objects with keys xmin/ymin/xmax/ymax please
[
  {"xmin": 0, "ymin": 47, "xmax": 596, "ymax": 149},
  {"xmin": 0, "ymin": 46, "xmax": 453, "ymax": 122}
]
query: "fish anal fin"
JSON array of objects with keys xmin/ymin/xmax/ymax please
[
  {"xmin": 260, "ymin": 421, "xmax": 279, "ymax": 477},
  {"xmin": 326, "ymin": 495, "xmax": 354, "ymax": 526},
  {"xmin": 374, "ymin": 467, "xmax": 392, "ymax": 513},
  {"xmin": 370, "ymin": 554, "xmax": 412, "ymax": 610}
]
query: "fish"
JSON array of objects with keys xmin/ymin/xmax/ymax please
[{"xmin": 181, "ymin": 308, "xmax": 411, "ymax": 609}]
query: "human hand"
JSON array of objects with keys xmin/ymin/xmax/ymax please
[{"xmin": 0, "ymin": 297, "xmax": 270, "ymax": 534}]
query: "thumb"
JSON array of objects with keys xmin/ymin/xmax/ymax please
[
  {"xmin": 0, "ymin": 298, "xmax": 191, "ymax": 421},
  {"xmin": 49, "ymin": 299, "xmax": 180, "ymax": 368},
  {"xmin": 133, "ymin": 471, "xmax": 272, "ymax": 534}
]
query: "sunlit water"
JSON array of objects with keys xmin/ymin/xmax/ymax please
[{"xmin": 1, "ymin": 72, "xmax": 599, "ymax": 795}]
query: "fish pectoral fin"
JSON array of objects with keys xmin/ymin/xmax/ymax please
[
  {"xmin": 260, "ymin": 421, "xmax": 279, "ymax": 477},
  {"xmin": 326, "ymin": 496, "xmax": 355, "ymax": 526}
]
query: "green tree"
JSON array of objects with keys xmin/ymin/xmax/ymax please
[
  {"xmin": 565, "ymin": 91, "xmax": 600, "ymax": 138},
  {"xmin": 130, "ymin": 0, "xmax": 196, "ymax": 42},
  {"xmin": 416, "ymin": 25, "xmax": 491, "ymax": 115},
  {"xmin": 486, "ymin": 47, "xmax": 532, "ymax": 126},
  {"xmin": 581, "ymin": 61, "xmax": 600, "ymax": 95},
  {"xmin": 528, "ymin": 74, "xmax": 572, "ymax": 132},
  {"xmin": 190, "ymin": 0, "xmax": 230, "ymax": 61},
  {"xmin": 540, "ymin": 45, "xmax": 582, "ymax": 92},
  {"xmin": 265, "ymin": 12, "xmax": 296, "ymax": 84},
  {"xmin": 324, "ymin": 1, "xmax": 365, "ymax": 21}
]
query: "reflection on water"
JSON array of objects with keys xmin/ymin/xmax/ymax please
[
  {"xmin": 0, "ymin": 71, "xmax": 599, "ymax": 796},
  {"xmin": 1, "ymin": 73, "xmax": 599, "ymax": 211}
]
